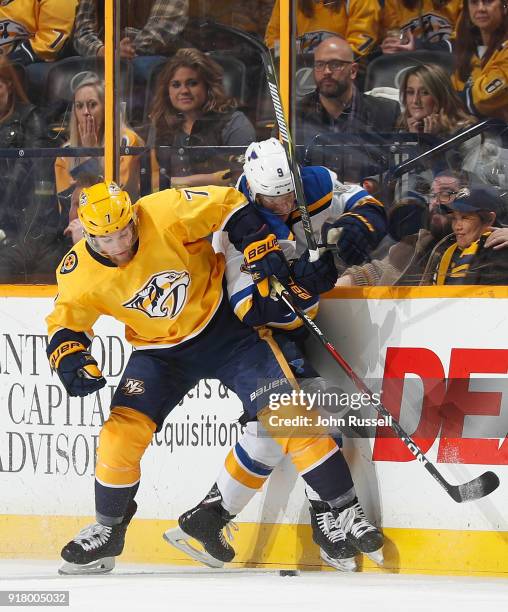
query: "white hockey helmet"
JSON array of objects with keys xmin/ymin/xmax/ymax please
[{"xmin": 244, "ymin": 138, "xmax": 295, "ymax": 201}]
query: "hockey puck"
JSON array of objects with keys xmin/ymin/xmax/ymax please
[{"xmin": 279, "ymin": 569, "xmax": 299, "ymax": 576}]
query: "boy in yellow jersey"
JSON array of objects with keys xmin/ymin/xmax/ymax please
[{"xmin": 47, "ymin": 181, "xmax": 371, "ymax": 575}]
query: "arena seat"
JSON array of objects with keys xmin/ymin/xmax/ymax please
[{"xmin": 364, "ymin": 50, "xmax": 455, "ymax": 92}]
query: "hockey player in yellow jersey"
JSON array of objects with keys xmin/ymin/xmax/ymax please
[
  {"xmin": 0, "ymin": 0, "xmax": 78, "ymax": 64},
  {"xmin": 47, "ymin": 181, "xmax": 374, "ymax": 574}
]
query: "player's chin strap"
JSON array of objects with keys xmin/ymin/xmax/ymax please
[{"xmin": 269, "ymin": 275, "xmax": 500, "ymax": 504}]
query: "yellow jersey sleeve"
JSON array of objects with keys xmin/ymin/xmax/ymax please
[
  {"xmin": 46, "ymin": 245, "xmax": 101, "ymax": 342},
  {"xmin": 33, "ymin": 0, "xmax": 78, "ymax": 60},
  {"xmin": 345, "ymin": 0, "xmax": 380, "ymax": 58}
]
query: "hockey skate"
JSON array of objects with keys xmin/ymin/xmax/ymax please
[
  {"xmin": 309, "ymin": 500, "xmax": 357, "ymax": 572},
  {"xmin": 59, "ymin": 500, "xmax": 137, "ymax": 575},
  {"xmin": 336, "ymin": 498, "xmax": 384, "ymax": 565},
  {"xmin": 164, "ymin": 485, "xmax": 237, "ymax": 568}
]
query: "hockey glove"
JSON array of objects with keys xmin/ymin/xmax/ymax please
[
  {"xmin": 49, "ymin": 341, "xmax": 106, "ymax": 397},
  {"xmin": 291, "ymin": 249, "xmax": 338, "ymax": 295},
  {"xmin": 8, "ymin": 41, "xmax": 38, "ymax": 66},
  {"xmin": 322, "ymin": 214, "xmax": 375, "ymax": 265},
  {"xmin": 242, "ymin": 230, "xmax": 291, "ymax": 297}
]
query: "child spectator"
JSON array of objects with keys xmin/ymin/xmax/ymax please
[{"xmin": 422, "ymin": 184, "xmax": 508, "ymax": 284}]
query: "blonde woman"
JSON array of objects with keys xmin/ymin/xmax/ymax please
[
  {"xmin": 397, "ymin": 63, "xmax": 502, "ymax": 186},
  {"xmin": 55, "ymin": 72, "xmax": 143, "ymax": 243},
  {"xmin": 55, "ymin": 72, "xmax": 143, "ymax": 195},
  {"xmin": 397, "ymin": 63, "xmax": 477, "ymax": 135}
]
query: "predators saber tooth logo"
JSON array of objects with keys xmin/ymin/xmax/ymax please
[{"xmin": 123, "ymin": 270, "xmax": 191, "ymax": 318}]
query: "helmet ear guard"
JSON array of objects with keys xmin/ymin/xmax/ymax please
[
  {"xmin": 243, "ymin": 138, "xmax": 295, "ymax": 202},
  {"xmin": 77, "ymin": 181, "xmax": 138, "ymax": 255}
]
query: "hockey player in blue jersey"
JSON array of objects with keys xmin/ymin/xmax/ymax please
[{"xmin": 165, "ymin": 138, "xmax": 387, "ymax": 571}]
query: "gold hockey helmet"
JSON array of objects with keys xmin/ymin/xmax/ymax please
[{"xmin": 77, "ymin": 181, "xmax": 138, "ymax": 254}]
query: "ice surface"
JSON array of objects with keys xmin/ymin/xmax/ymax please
[{"xmin": 0, "ymin": 560, "xmax": 507, "ymax": 612}]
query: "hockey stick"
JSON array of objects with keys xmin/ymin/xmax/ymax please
[
  {"xmin": 201, "ymin": 21, "xmax": 320, "ymax": 261},
  {"xmin": 270, "ymin": 277, "xmax": 500, "ymax": 503}
]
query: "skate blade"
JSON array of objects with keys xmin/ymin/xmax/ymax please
[
  {"xmin": 163, "ymin": 527, "xmax": 224, "ymax": 569},
  {"xmin": 58, "ymin": 557, "xmax": 115, "ymax": 575},
  {"xmin": 320, "ymin": 549, "xmax": 357, "ymax": 572},
  {"xmin": 366, "ymin": 548, "xmax": 384, "ymax": 566}
]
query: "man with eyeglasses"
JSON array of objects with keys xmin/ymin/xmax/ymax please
[
  {"xmin": 296, "ymin": 36, "xmax": 400, "ymax": 147},
  {"xmin": 337, "ymin": 171, "xmax": 508, "ymax": 286}
]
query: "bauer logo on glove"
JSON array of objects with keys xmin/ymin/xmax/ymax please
[
  {"xmin": 50, "ymin": 342, "xmax": 107, "ymax": 397},
  {"xmin": 242, "ymin": 232, "xmax": 290, "ymax": 297},
  {"xmin": 244, "ymin": 234, "xmax": 280, "ymax": 263}
]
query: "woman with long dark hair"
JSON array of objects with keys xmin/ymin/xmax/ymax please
[
  {"xmin": 452, "ymin": 0, "xmax": 508, "ymax": 120},
  {"xmin": 149, "ymin": 48, "xmax": 255, "ymax": 188}
]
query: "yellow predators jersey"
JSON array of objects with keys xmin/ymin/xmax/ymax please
[
  {"xmin": 46, "ymin": 186, "xmax": 248, "ymax": 349},
  {"xmin": 380, "ymin": 0, "xmax": 462, "ymax": 46},
  {"xmin": 452, "ymin": 43, "xmax": 508, "ymax": 120},
  {"xmin": 0, "ymin": 0, "xmax": 77, "ymax": 59},
  {"xmin": 265, "ymin": 0, "xmax": 380, "ymax": 57}
]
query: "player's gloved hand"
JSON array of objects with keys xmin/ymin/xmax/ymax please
[
  {"xmin": 242, "ymin": 230, "xmax": 291, "ymax": 297},
  {"xmin": 49, "ymin": 341, "xmax": 106, "ymax": 397},
  {"xmin": 8, "ymin": 41, "xmax": 38, "ymax": 66},
  {"xmin": 291, "ymin": 249, "xmax": 338, "ymax": 295},
  {"xmin": 322, "ymin": 215, "xmax": 374, "ymax": 265}
]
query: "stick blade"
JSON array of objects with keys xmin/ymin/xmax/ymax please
[{"xmin": 449, "ymin": 470, "xmax": 500, "ymax": 503}]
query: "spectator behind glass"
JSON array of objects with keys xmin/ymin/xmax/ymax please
[
  {"xmin": 265, "ymin": 0, "xmax": 380, "ymax": 58},
  {"xmin": 296, "ymin": 36, "xmax": 400, "ymax": 145},
  {"xmin": 397, "ymin": 64, "xmax": 477, "ymax": 134},
  {"xmin": 149, "ymin": 48, "xmax": 255, "ymax": 189},
  {"xmin": 397, "ymin": 63, "xmax": 503, "ymax": 186},
  {"xmin": 337, "ymin": 171, "xmax": 464, "ymax": 286},
  {"xmin": 453, "ymin": 0, "xmax": 508, "ymax": 120},
  {"xmin": 73, "ymin": 0, "xmax": 189, "ymax": 117},
  {"xmin": 0, "ymin": 0, "xmax": 77, "ymax": 66},
  {"xmin": 0, "ymin": 57, "xmax": 53, "ymax": 243},
  {"xmin": 74, "ymin": 0, "xmax": 188, "ymax": 59},
  {"xmin": 189, "ymin": 0, "xmax": 274, "ymax": 38},
  {"xmin": 380, "ymin": 0, "xmax": 462, "ymax": 54},
  {"xmin": 421, "ymin": 185, "xmax": 508, "ymax": 284},
  {"xmin": 54, "ymin": 72, "xmax": 144, "ymax": 243}
]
